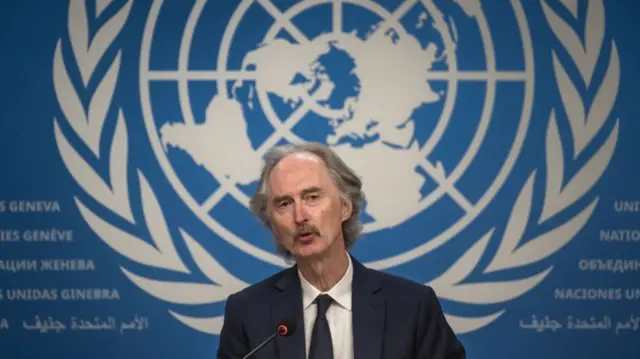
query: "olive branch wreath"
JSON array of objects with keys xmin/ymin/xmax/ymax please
[{"xmin": 53, "ymin": 0, "xmax": 619, "ymax": 334}]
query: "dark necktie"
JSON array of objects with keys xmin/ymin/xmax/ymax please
[{"xmin": 309, "ymin": 294, "xmax": 333, "ymax": 359}]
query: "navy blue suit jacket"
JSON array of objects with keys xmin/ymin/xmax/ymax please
[{"xmin": 218, "ymin": 255, "xmax": 466, "ymax": 359}]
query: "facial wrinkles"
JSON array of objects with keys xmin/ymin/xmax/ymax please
[{"xmin": 266, "ymin": 152, "xmax": 349, "ymax": 255}]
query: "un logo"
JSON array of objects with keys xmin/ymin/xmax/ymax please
[
  {"xmin": 149, "ymin": 0, "xmax": 534, "ymax": 266},
  {"xmin": 53, "ymin": 0, "xmax": 620, "ymax": 335}
]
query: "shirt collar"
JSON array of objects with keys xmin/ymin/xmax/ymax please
[{"xmin": 299, "ymin": 253, "xmax": 353, "ymax": 311}]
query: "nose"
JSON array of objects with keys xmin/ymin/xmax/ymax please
[{"xmin": 293, "ymin": 200, "xmax": 310, "ymax": 224}]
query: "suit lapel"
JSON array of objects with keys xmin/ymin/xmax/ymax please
[
  {"xmin": 352, "ymin": 257, "xmax": 385, "ymax": 359},
  {"xmin": 271, "ymin": 266, "xmax": 306, "ymax": 359}
]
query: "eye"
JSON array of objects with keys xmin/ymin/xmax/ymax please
[
  {"xmin": 276, "ymin": 199, "xmax": 290, "ymax": 208},
  {"xmin": 306, "ymin": 194, "xmax": 320, "ymax": 201}
]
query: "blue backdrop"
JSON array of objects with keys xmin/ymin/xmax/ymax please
[{"xmin": 2, "ymin": 0, "xmax": 640, "ymax": 358}]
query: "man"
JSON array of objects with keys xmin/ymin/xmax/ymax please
[{"xmin": 217, "ymin": 142, "xmax": 466, "ymax": 359}]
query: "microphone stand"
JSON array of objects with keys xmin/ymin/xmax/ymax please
[{"xmin": 241, "ymin": 331, "xmax": 278, "ymax": 359}]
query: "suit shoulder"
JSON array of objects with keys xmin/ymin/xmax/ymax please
[
  {"xmin": 228, "ymin": 267, "xmax": 292, "ymax": 303},
  {"xmin": 370, "ymin": 268, "xmax": 436, "ymax": 298}
]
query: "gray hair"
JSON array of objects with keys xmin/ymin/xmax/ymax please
[{"xmin": 249, "ymin": 142, "xmax": 364, "ymax": 257}]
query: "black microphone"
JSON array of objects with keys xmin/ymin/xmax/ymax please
[{"xmin": 241, "ymin": 320, "xmax": 296, "ymax": 359}]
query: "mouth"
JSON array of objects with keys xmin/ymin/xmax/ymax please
[{"xmin": 296, "ymin": 231, "xmax": 316, "ymax": 242}]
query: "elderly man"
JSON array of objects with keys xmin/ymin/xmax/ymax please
[{"xmin": 217, "ymin": 142, "xmax": 466, "ymax": 359}]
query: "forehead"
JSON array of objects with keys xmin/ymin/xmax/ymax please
[{"xmin": 267, "ymin": 152, "xmax": 333, "ymax": 195}]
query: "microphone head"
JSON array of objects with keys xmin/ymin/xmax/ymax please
[{"xmin": 277, "ymin": 320, "xmax": 295, "ymax": 337}]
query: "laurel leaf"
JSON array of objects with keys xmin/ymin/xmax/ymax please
[
  {"xmin": 431, "ymin": 230, "xmax": 492, "ymax": 285},
  {"xmin": 434, "ymin": 267, "xmax": 552, "ymax": 305},
  {"xmin": 584, "ymin": 0, "xmax": 605, "ymax": 84},
  {"xmin": 559, "ymin": 0, "xmax": 579, "ymax": 18},
  {"xmin": 90, "ymin": 0, "xmax": 132, "ymax": 70},
  {"xmin": 139, "ymin": 172, "xmax": 189, "ymax": 273},
  {"xmin": 446, "ymin": 311, "xmax": 505, "ymax": 335},
  {"xmin": 68, "ymin": 0, "xmax": 131, "ymax": 87},
  {"xmin": 88, "ymin": 51, "xmax": 121, "ymax": 158},
  {"xmin": 121, "ymin": 267, "xmax": 233, "ymax": 304},
  {"xmin": 540, "ymin": 114, "xmax": 564, "ymax": 222},
  {"xmin": 553, "ymin": 52, "xmax": 587, "ymax": 157},
  {"xmin": 485, "ymin": 173, "xmax": 534, "ymax": 273},
  {"xmin": 68, "ymin": 0, "xmax": 91, "ymax": 86},
  {"xmin": 108, "ymin": 109, "xmax": 134, "ymax": 223},
  {"xmin": 181, "ymin": 229, "xmax": 249, "ymax": 290},
  {"xmin": 586, "ymin": 42, "xmax": 619, "ymax": 136},
  {"xmin": 169, "ymin": 312, "xmax": 224, "ymax": 335},
  {"xmin": 556, "ymin": 122, "xmax": 617, "ymax": 215},
  {"xmin": 53, "ymin": 41, "xmax": 95, "ymax": 154},
  {"xmin": 504, "ymin": 200, "xmax": 597, "ymax": 269},
  {"xmin": 96, "ymin": 0, "xmax": 114, "ymax": 18},
  {"xmin": 55, "ymin": 120, "xmax": 124, "ymax": 217},
  {"xmin": 75, "ymin": 198, "xmax": 169, "ymax": 269},
  {"xmin": 542, "ymin": 2, "xmax": 585, "ymax": 80}
]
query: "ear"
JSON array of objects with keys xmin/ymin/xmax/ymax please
[{"xmin": 341, "ymin": 197, "xmax": 353, "ymax": 221}]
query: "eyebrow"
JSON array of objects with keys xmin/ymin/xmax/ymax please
[
  {"xmin": 301, "ymin": 186, "xmax": 322, "ymax": 196},
  {"xmin": 271, "ymin": 187, "xmax": 323, "ymax": 204}
]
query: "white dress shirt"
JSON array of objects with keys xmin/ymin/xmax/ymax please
[{"xmin": 298, "ymin": 254, "xmax": 354, "ymax": 359}]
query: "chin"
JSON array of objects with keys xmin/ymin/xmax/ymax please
[
  {"xmin": 295, "ymin": 247, "xmax": 321, "ymax": 258},
  {"xmin": 294, "ymin": 241, "xmax": 327, "ymax": 258}
]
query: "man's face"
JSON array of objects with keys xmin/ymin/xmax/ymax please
[{"xmin": 266, "ymin": 152, "xmax": 352, "ymax": 260}]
